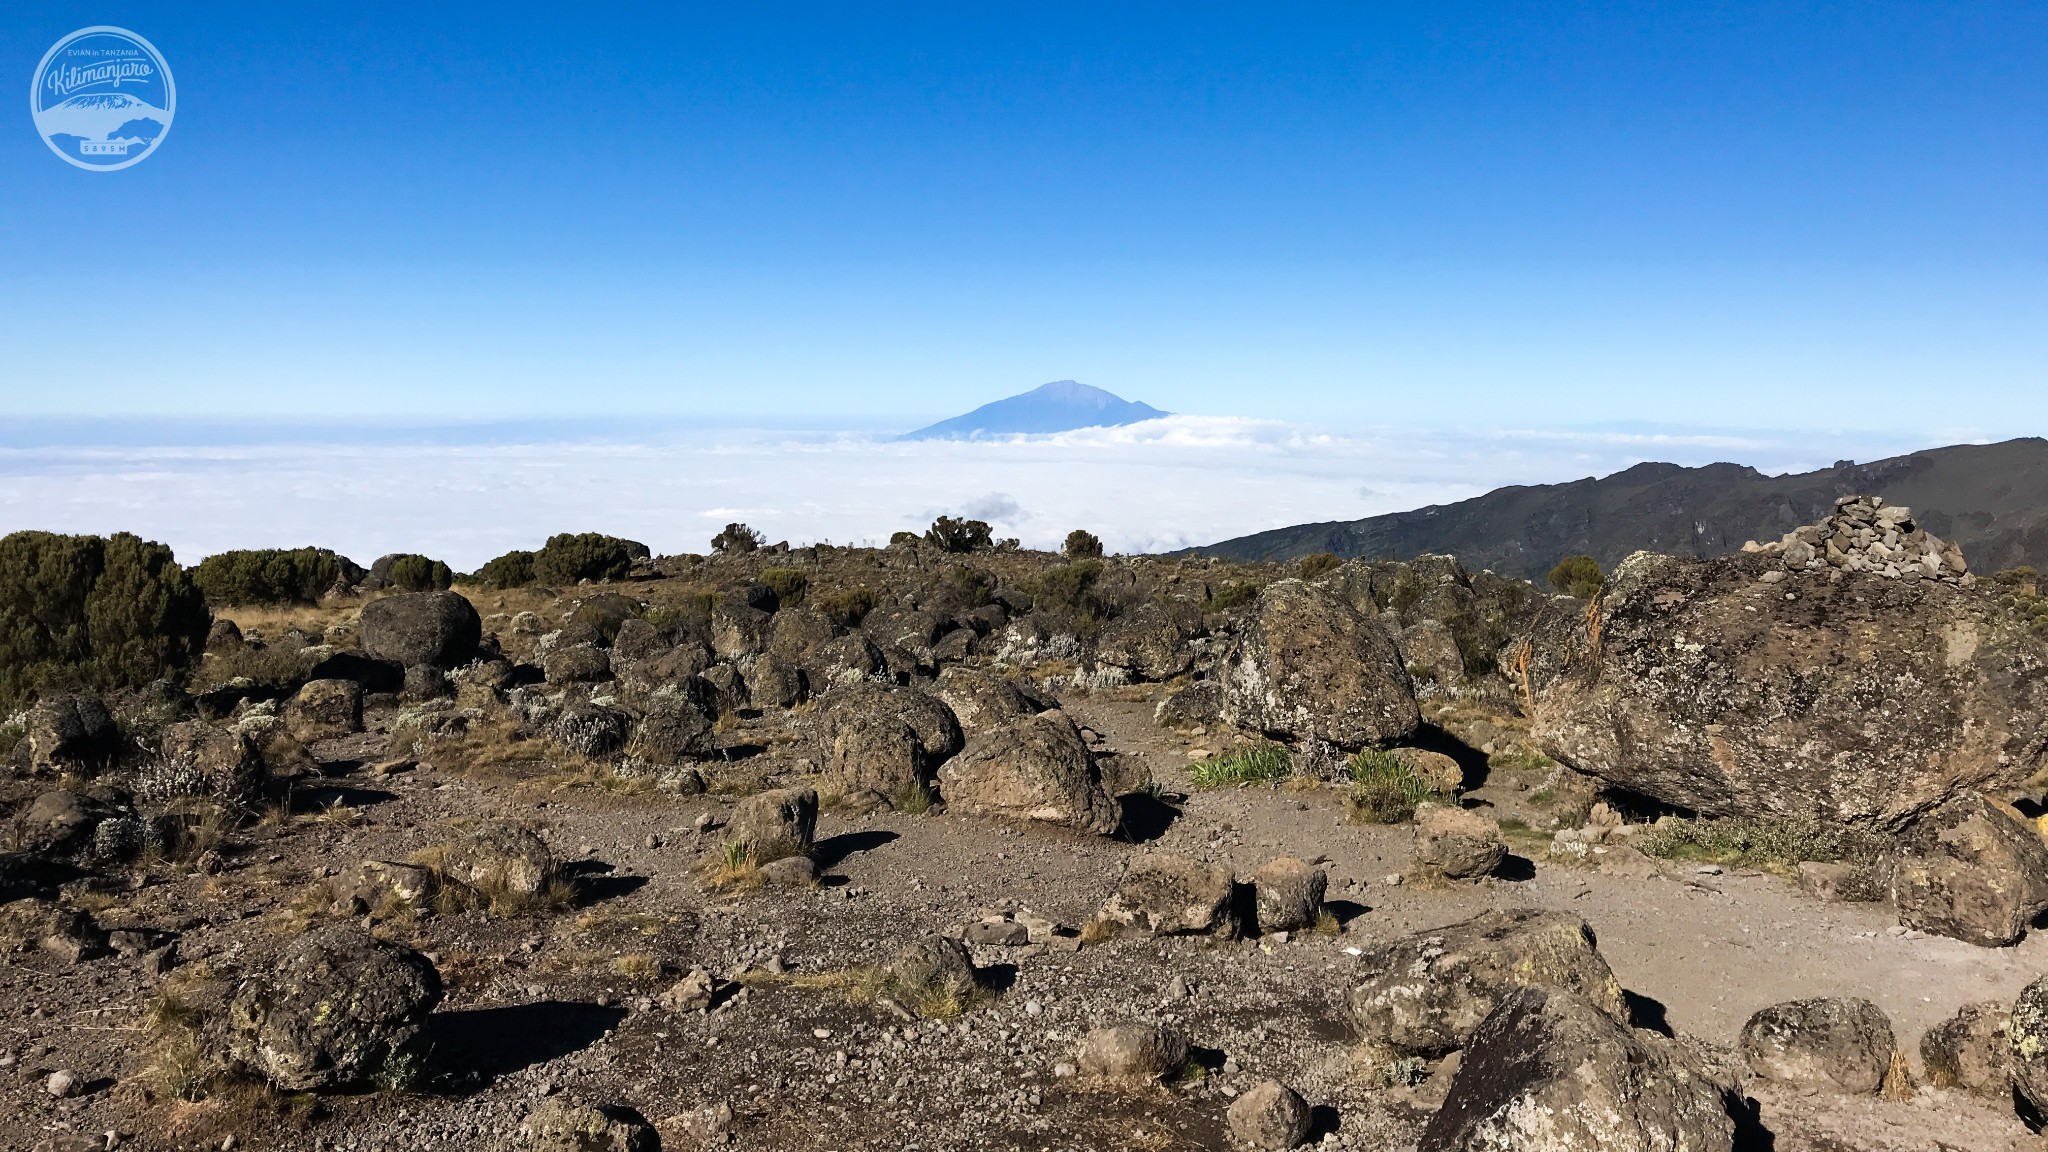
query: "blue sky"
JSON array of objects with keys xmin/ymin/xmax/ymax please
[{"xmin": 3, "ymin": 3, "xmax": 2044, "ymax": 433}]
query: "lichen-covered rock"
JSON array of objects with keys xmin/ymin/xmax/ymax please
[
  {"xmin": 227, "ymin": 925, "xmax": 442, "ymax": 1091},
  {"xmin": 1419, "ymin": 987, "xmax": 1738, "ymax": 1152},
  {"xmin": 1100, "ymin": 853, "xmax": 1237, "ymax": 937},
  {"xmin": 1251, "ymin": 856, "xmax": 1326, "ymax": 934},
  {"xmin": 1921, "ymin": 1001, "xmax": 2010, "ymax": 1097},
  {"xmin": 627, "ymin": 687, "xmax": 715, "ymax": 764},
  {"xmin": 882, "ymin": 936, "xmax": 979, "ymax": 1014},
  {"xmin": 1219, "ymin": 579, "xmax": 1419, "ymax": 749},
  {"xmin": 21, "ymin": 693, "xmax": 118, "ymax": 772},
  {"xmin": 1533, "ymin": 547, "xmax": 2048, "ymax": 828},
  {"xmin": 1348, "ymin": 909, "xmax": 1626, "ymax": 1057},
  {"xmin": 1399, "ymin": 619, "xmax": 1467, "ymax": 687},
  {"xmin": 13, "ymin": 789, "xmax": 107, "ymax": 856},
  {"xmin": 1094, "ymin": 602, "xmax": 1197, "ymax": 681},
  {"xmin": 514, "ymin": 1096, "xmax": 659, "ymax": 1152},
  {"xmin": 1889, "ymin": 793, "xmax": 2048, "ymax": 946},
  {"xmin": 358, "ymin": 591, "xmax": 482, "ymax": 669},
  {"xmin": 1227, "ymin": 1079, "xmax": 1312, "ymax": 1150},
  {"xmin": 285, "ymin": 678, "xmax": 363, "ymax": 743},
  {"xmin": 2006, "ymin": 976, "xmax": 2048, "ymax": 1114},
  {"xmin": 1153, "ymin": 681, "xmax": 1223, "ymax": 729},
  {"xmin": 436, "ymin": 821, "xmax": 555, "ymax": 896},
  {"xmin": 1739, "ymin": 997, "xmax": 1895, "ymax": 1094},
  {"xmin": 933, "ymin": 666, "xmax": 1048, "ymax": 737},
  {"xmin": 145, "ymin": 721, "xmax": 266, "ymax": 807},
  {"xmin": 1412, "ymin": 804, "xmax": 1506, "ymax": 880},
  {"xmin": 937, "ymin": 710, "xmax": 1119, "ymax": 835},
  {"xmin": 542, "ymin": 644, "xmax": 612, "ymax": 685},
  {"xmin": 727, "ymin": 786, "xmax": 817, "ymax": 862},
  {"xmin": 1076, "ymin": 1022, "xmax": 1189, "ymax": 1083},
  {"xmin": 821, "ymin": 711, "xmax": 928, "ymax": 801},
  {"xmin": 814, "ymin": 683, "xmax": 963, "ymax": 775}
]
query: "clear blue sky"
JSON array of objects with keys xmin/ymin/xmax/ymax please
[{"xmin": 3, "ymin": 3, "xmax": 2044, "ymax": 433}]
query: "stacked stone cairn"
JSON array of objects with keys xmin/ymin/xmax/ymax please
[{"xmin": 1745, "ymin": 494, "xmax": 1970, "ymax": 584}]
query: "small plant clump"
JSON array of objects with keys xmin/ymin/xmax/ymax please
[
  {"xmin": 1343, "ymin": 749, "xmax": 1450, "ymax": 824},
  {"xmin": 534, "ymin": 532, "xmax": 644, "ymax": 584},
  {"xmin": 1547, "ymin": 554, "xmax": 1605, "ymax": 600},
  {"xmin": 814, "ymin": 584, "xmax": 877, "ymax": 627},
  {"xmin": 925, "ymin": 516, "xmax": 994, "ymax": 554},
  {"xmin": 192, "ymin": 547, "xmax": 365, "ymax": 606},
  {"xmin": 712, "ymin": 522, "xmax": 765, "ymax": 554},
  {"xmin": 381, "ymin": 553, "xmax": 453, "ymax": 592},
  {"xmin": 469, "ymin": 548, "xmax": 536, "ymax": 589},
  {"xmin": 1063, "ymin": 529, "xmax": 1104, "ymax": 559},
  {"xmin": 1189, "ymin": 744, "xmax": 1293, "ymax": 789},
  {"xmin": 1634, "ymin": 815, "xmax": 1882, "ymax": 879},
  {"xmin": 1297, "ymin": 552, "xmax": 1342, "ymax": 580},
  {"xmin": 759, "ymin": 567, "xmax": 809, "ymax": 607}
]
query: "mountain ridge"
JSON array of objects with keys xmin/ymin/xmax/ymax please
[{"xmin": 1185, "ymin": 436, "xmax": 2048, "ymax": 579}]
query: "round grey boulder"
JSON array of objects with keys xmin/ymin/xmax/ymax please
[
  {"xmin": 515, "ymin": 1096, "xmax": 658, "ymax": 1152},
  {"xmin": 226, "ymin": 925, "xmax": 442, "ymax": 1091},
  {"xmin": 1740, "ymin": 997, "xmax": 1896, "ymax": 1094},
  {"xmin": 1076, "ymin": 1022, "xmax": 1189, "ymax": 1083},
  {"xmin": 1227, "ymin": 1079, "xmax": 1312, "ymax": 1149},
  {"xmin": 359, "ymin": 591, "xmax": 482, "ymax": 669}
]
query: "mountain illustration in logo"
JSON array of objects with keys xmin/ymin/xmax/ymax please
[{"xmin": 37, "ymin": 92, "xmax": 167, "ymax": 153}]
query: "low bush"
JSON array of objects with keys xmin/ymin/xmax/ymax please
[
  {"xmin": 534, "ymin": 533, "xmax": 641, "ymax": 584},
  {"xmin": 711, "ymin": 523, "xmax": 764, "ymax": 555},
  {"xmin": 0, "ymin": 531, "xmax": 212, "ymax": 709},
  {"xmin": 1189, "ymin": 745, "xmax": 1292, "ymax": 788},
  {"xmin": 1203, "ymin": 580, "xmax": 1262, "ymax": 614},
  {"xmin": 1547, "ymin": 555, "xmax": 1605, "ymax": 600},
  {"xmin": 470, "ymin": 549, "xmax": 536, "ymax": 589},
  {"xmin": 1634, "ymin": 815, "xmax": 1882, "ymax": 875},
  {"xmin": 814, "ymin": 585, "xmax": 877, "ymax": 628},
  {"xmin": 1036, "ymin": 558, "xmax": 1104, "ymax": 616},
  {"xmin": 382, "ymin": 554, "xmax": 452, "ymax": 593},
  {"xmin": 924, "ymin": 516, "xmax": 993, "ymax": 554},
  {"xmin": 1297, "ymin": 552, "xmax": 1342, "ymax": 580},
  {"xmin": 1063, "ymin": 529, "xmax": 1104, "ymax": 560},
  {"xmin": 759, "ymin": 567, "xmax": 809, "ymax": 607},
  {"xmin": 192, "ymin": 547, "xmax": 363, "ymax": 606}
]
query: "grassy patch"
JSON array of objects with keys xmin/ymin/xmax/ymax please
[
  {"xmin": 1633, "ymin": 815, "xmax": 1881, "ymax": 875},
  {"xmin": 702, "ymin": 841, "xmax": 765, "ymax": 893},
  {"xmin": 1189, "ymin": 745, "xmax": 1292, "ymax": 789},
  {"xmin": 740, "ymin": 962, "xmax": 989, "ymax": 1021},
  {"xmin": 1342, "ymin": 749, "xmax": 1449, "ymax": 825}
]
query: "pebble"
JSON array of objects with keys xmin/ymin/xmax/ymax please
[
  {"xmin": 1382, "ymin": 874, "xmax": 1403, "ymax": 886},
  {"xmin": 46, "ymin": 1069, "xmax": 80, "ymax": 1097},
  {"xmin": 1024, "ymin": 1000, "xmax": 1043, "ymax": 1017}
]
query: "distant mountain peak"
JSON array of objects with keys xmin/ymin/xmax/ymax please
[{"xmin": 903, "ymin": 381, "xmax": 1169, "ymax": 440}]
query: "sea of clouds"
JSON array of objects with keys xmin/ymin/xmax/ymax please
[{"xmin": 0, "ymin": 416, "xmax": 1940, "ymax": 570}]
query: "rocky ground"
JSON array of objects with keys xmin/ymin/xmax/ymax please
[{"xmin": 8, "ymin": 515, "xmax": 2048, "ymax": 1152}]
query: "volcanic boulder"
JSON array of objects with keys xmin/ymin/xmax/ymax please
[
  {"xmin": 1889, "ymin": 793, "xmax": 2048, "ymax": 947},
  {"xmin": 937, "ymin": 710, "xmax": 1119, "ymax": 835},
  {"xmin": 1219, "ymin": 579, "xmax": 1419, "ymax": 749},
  {"xmin": 226, "ymin": 925, "xmax": 442, "ymax": 1091},
  {"xmin": 1533, "ymin": 545, "xmax": 2048, "ymax": 828},
  {"xmin": 358, "ymin": 591, "xmax": 482, "ymax": 669}
]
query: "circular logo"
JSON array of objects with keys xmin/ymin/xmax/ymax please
[{"xmin": 30, "ymin": 26, "xmax": 175, "ymax": 171}]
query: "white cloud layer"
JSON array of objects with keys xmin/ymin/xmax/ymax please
[{"xmin": 0, "ymin": 417, "xmax": 1942, "ymax": 570}]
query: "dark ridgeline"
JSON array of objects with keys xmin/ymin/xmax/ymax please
[{"xmin": 1189, "ymin": 437, "xmax": 2048, "ymax": 579}]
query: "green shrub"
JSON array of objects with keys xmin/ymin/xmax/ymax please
[
  {"xmin": 384, "ymin": 554, "xmax": 453, "ymax": 592},
  {"xmin": 471, "ymin": 549, "xmax": 536, "ymax": 589},
  {"xmin": 1203, "ymin": 580, "xmax": 1262, "ymax": 614},
  {"xmin": 192, "ymin": 547, "xmax": 363, "ymax": 606},
  {"xmin": 1547, "ymin": 555, "xmax": 1605, "ymax": 600},
  {"xmin": 1297, "ymin": 553, "xmax": 1341, "ymax": 580},
  {"xmin": 1343, "ymin": 749, "xmax": 1447, "ymax": 824},
  {"xmin": 924, "ymin": 517, "xmax": 993, "ymax": 554},
  {"xmin": 1036, "ymin": 559, "xmax": 1104, "ymax": 616},
  {"xmin": 0, "ymin": 531, "xmax": 211, "ymax": 709},
  {"xmin": 1063, "ymin": 529, "xmax": 1104, "ymax": 560},
  {"xmin": 1189, "ymin": 745, "xmax": 1292, "ymax": 788},
  {"xmin": 815, "ymin": 585, "xmax": 877, "ymax": 628},
  {"xmin": 759, "ymin": 568, "xmax": 809, "ymax": 607},
  {"xmin": 534, "ymin": 533, "xmax": 639, "ymax": 584},
  {"xmin": 711, "ymin": 523, "xmax": 763, "ymax": 555}
]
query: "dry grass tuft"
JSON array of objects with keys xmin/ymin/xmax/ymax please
[
  {"xmin": 1078, "ymin": 917, "xmax": 1120, "ymax": 946},
  {"xmin": 1879, "ymin": 1049, "xmax": 1916, "ymax": 1101},
  {"xmin": 702, "ymin": 840, "xmax": 765, "ymax": 893}
]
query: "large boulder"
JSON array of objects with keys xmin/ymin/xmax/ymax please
[
  {"xmin": 2005, "ymin": 976, "xmax": 2048, "ymax": 1114},
  {"xmin": 358, "ymin": 591, "xmax": 482, "ymax": 669},
  {"xmin": 1099, "ymin": 853, "xmax": 1237, "ymax": 937},
  {"xmin": 627, "ymin": 688, "xmax": 716, "ymax": 764},
  {"xmin": 226, "ymin": 925, "xmax": 442, "ymax": 1091},
  {"xmin": 1419, "ymin": 987, "xmax": 1738, "ymax": 1152},
  {"xmin": 21, "ymin": 693, "xmax": 118, "ymax": 772},
  {"xmin": 1921, "ymin": 1001, "xmax": 2010, "ymax": 1097},
  {"xmin": 435, "ymin": 821, "xmax": 555, "ymax": 897},
  {"xmin": 1218, "ymin": 580, "xmax": 1419, "ymax": 749},
  {"xmin": 1348, "ymin": 909, "xmax": 1626, "ymax": 1058},
  {"xmin": 937, "ymin": 710, "xmax": 1119, "ymax": 835},
  {"xmin": 145, "ymin": 721, "xmax": 266, "ymax": 807},
  {"xmin": 815, "ymin": 683, "xmax": 963, "ymax": 763},
  {"xmin": 727, "ymin": 786, "xmax": 817, "ymax": 863},
  {"xmin": 1889, "ymin": 793, "xmax": 2048, "ymax": 946},
  {"xmin": 285, "ymin": 678, "xmax": 362, "ymax": 743},
  {"xmin": 933, "ymin": 666, "xmax": 1048, "ymax": 737},
  {"xmin": 1227, "ymin": 1080, "xmax": 1312, "ymax": 1150},
  {"xmin": 1251, "ymin": 856, "xmax": 1326, "ymax": 934},
  {"xmin": 821, "ymin": 712, "xmax": 927, "ymax": 801},
  {"xmin": 1094, "ymin": 603, "xmax": 1196, "ymax": 681},
  {"xmin": 1739, "ymin": 997, "xmax": 1895, "ymax": 1095},
  {"xmin": 1533, "ymin": 547, "xmax": 2048, "ymax": 828}
]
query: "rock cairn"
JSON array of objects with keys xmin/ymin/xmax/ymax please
[{"xmin": 1746, "ymin": 494, "xmax": 1969, "ymax": 583}]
